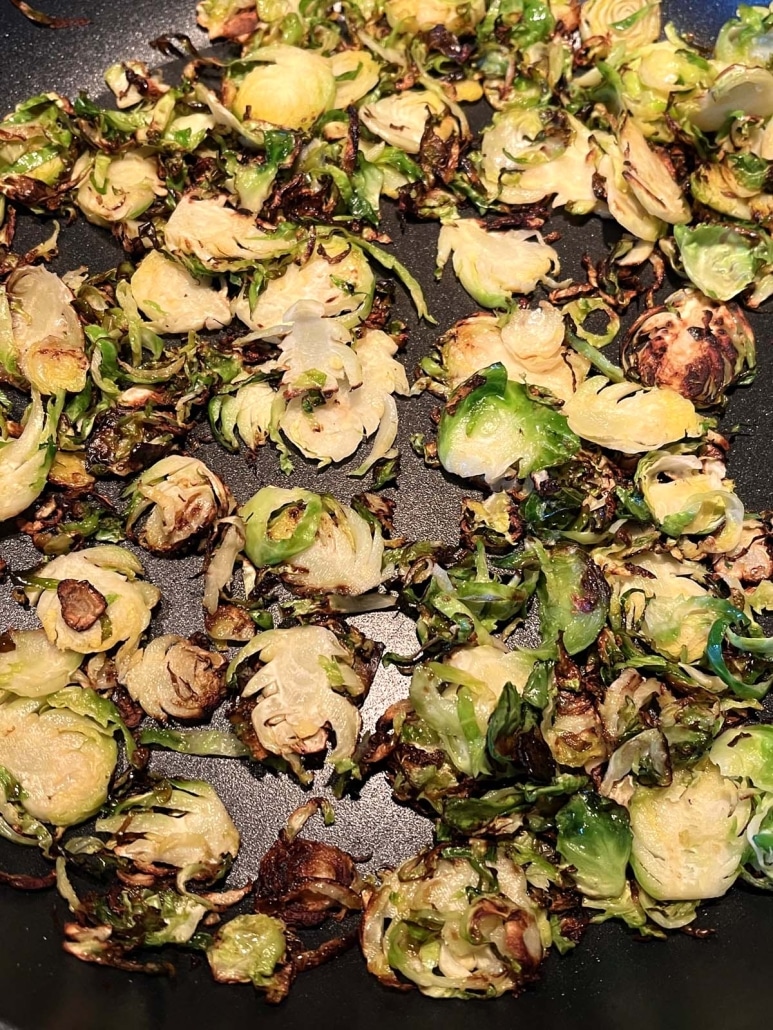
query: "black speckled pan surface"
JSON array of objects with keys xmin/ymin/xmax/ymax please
[{"xmin": 0, "ymin": 2, "xmax": 771, "ymax": 1028}]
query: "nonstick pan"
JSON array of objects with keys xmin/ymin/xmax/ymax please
[{"xmin": 0, "ymin": 2, "xmax": 772, "ymax": 1028}]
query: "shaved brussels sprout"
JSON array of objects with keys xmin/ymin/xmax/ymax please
[
  {"xmin": 164, "ymin": 194, "xmax": 297, "ymax": 271},
  {"xmin": 436, "ymin": 220, "xmax": 560, "ymax": 308},
  {"xmin": 0, "ymin": 629, "xmax": 82, "ymax": 697},
  {"xmin": 229, "ymin": 45, "xmax": 335, "ymax": 130},
  {"xmin": 579, "ymin": 0, "xmax": 661, "ymax": 50},
  {"xmin": 384, "ymin": 0, "xmax": 485, "ymax": 33},
  {"xmin": 206, "ymin": 914, "xmax": 290, "ymax": 1000},
  {"xmin": 5, "ymin": 267, "xmax": 87, "ymax": 394},
  {"xmin": 636, "ymin": 449, "xmax": 744, "ymax": 553},
  {"xmin": 130, "ymin": 250, "xmax": 232, "ymax": 334},
  {"xmin": 330, "ymin": 50, "xmax": 380, "ymax": 109},
  {"xmin": 673, "ymin": 223, "xmax": 773, "ymax": 302},
  {"xmin": 120, "ymin": 635, "xmax": 227, "ymax": 722},
  {"xmin": 480, "ymin": 108, "xmax": 596, "ymax": 213},
  {"xmin": 691, "ymin": 65, "xmax": 773, "ymax": 133},
  {"xmin": 556, "ymin": 792, "xmax": 632, "ymax": 900},
  {"xmin": 361, "ymin": 91, "xmax": 447, "ymax": 154},
  {"xmin": 240, "ymin": 486, "xmax": 384, "ymax": 595},
  {"xmin": 96, "ymin": 778, "xmax": 239, "ymax": 883},
  {"xmin": 274, "ymin": 310, "xmax": 408, "ymax": 468},
  {"xmin": 228, "ymin": 624, "xmax": 372, "ymax": 779},
  {"xmin": 437, "ymin": 364, "xmax": 580, "ymax": 486},
  {"xmin": 601, "ymin": 550, "xmax": 723, "ymax": 662},
  {"xmin": 28, "ymin": 544, "xmax": 160, "ymax": 660},
  {"xmin": 629, "ymin": 760, "xmax": 751, "ymax": 901},
  {"xmin": 361, "ymin": 842, "xmax": 548, "ymax": 999},
  {"xmin": 404, "ymin": 644, "xmax": 537, "ymax": 782},
  {"xmin": 232, "ymin": 237, "xmax": 375, "ymax": 331},
  {"xmin": 126, "ymin": 455, "xmax": 235, "ymax": 555},
  {"xmin": 0, "ymin": 391, "xmax": 60, "ymax": 521},
  {"xmin": 436, "ymin": 304, "xmax": 588, "ymax": 402},
  {"xmin": 75, "ymin": 149, "xmax": 165, "ymax": 226},
  {"xmin": 711, "ymin": 724, "xmax": 773, "ymax": 792},
  {"xmin": 562, "ymin": 377, "xmax": 705, "ymax": 455},
  {"xmin": 0, "ymin": 695, "xmax": 118, "ymax": 826},
  {"xmin": 621, "ymin": 289, "xmax": 755, "ymax": 407},
  {"xmin": 0, "ymin": 92, "xmax": 76, "ymax": 190},
  {"xmin": 716, "ymin": 4, "xmax": 773, "ymax": 66}
]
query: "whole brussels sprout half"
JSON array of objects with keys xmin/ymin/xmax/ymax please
[
  {"xmin": 629, "ymin": 759, "xmax": 751, "ymax": 901},
  {"xmin": 130, "ymin": 250, "xmax": 232, "ymax": 335},
  {"xmin": 622, "ymin": 288, "xmax": 755, "ymax": 407},
  {"xmin": 562, "ymin": 377, "xmax": 705, "ymax": 455},
  {"xmin": 228, "ymin": 46, "xmax": 336, "ymax": 131},
  {"xmin": 0, "ymin": 629, "xmax": 82, "ymax": 698},
  {"xmin": 126, "ymin": 455, "xmax": 235, "ymax": 556},
  {"xmin": 673, "ymin": 223, "xmax": 773, "ymax": 302},
  {"xmin": 206, "ymin": 914, "xmax": 290, "ymax": 1001},
  {"xmin": 556, "ymin": 791, "xmax": 632, "ymax": 900},
  {"xmin": 120, "ymin": 634, "xmax": 227, "ymax": 723},
  {"xmin": 95, "ymin": 777, "xmax": 240, "ymax": 884},
  {"xmin": 711, "ymin": 724, "xmax": 773, "ymax": 793},
  {"xmin": 28, "ymin": 544, "xmax": 161, "ymax": 662},
  {"xmin": 579, "ymin": 0, "xmax": 661, "ymax": 50},
  {"xmin": 0, "ymin": 391, "xmax": 61, "ymax": 522},
  {"xmin": 437, "ymin": 363, "xmax": 580, "ymax": 486},
  {"xmin": 436, "ymin": 220, "xmax": 560, "ymax": 309},
  {"xmin": 240, "ymin": 486, "xmax": 384, "ymax": 596},
  {"xmin": 163, "ymin": 193, "xmax": 298, "ymax": 272},
  {"xmin": 436, "ymin": 304, "xmax": 588, "ymax": 403},
  {"xmin": 0, "ymin": 694, "xmax": 119, "ymax": 827},
  {"xmin": 75, "ymin": 150, "xmax": 165, "ymax": 227},
  {"xmin": 361, "ymin": 90, "xmax": 447, "ymax": 155},
  {"xmin": 232, "ymin": 237, "xmax": 375, "ymax": 332},
  {"xmin": 228, "ymin": 624, "xmax": 373, "ymax": 781},
  {"xmin": 5, "ymin": 267, "xmax": 87, "ymax": 395}
]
